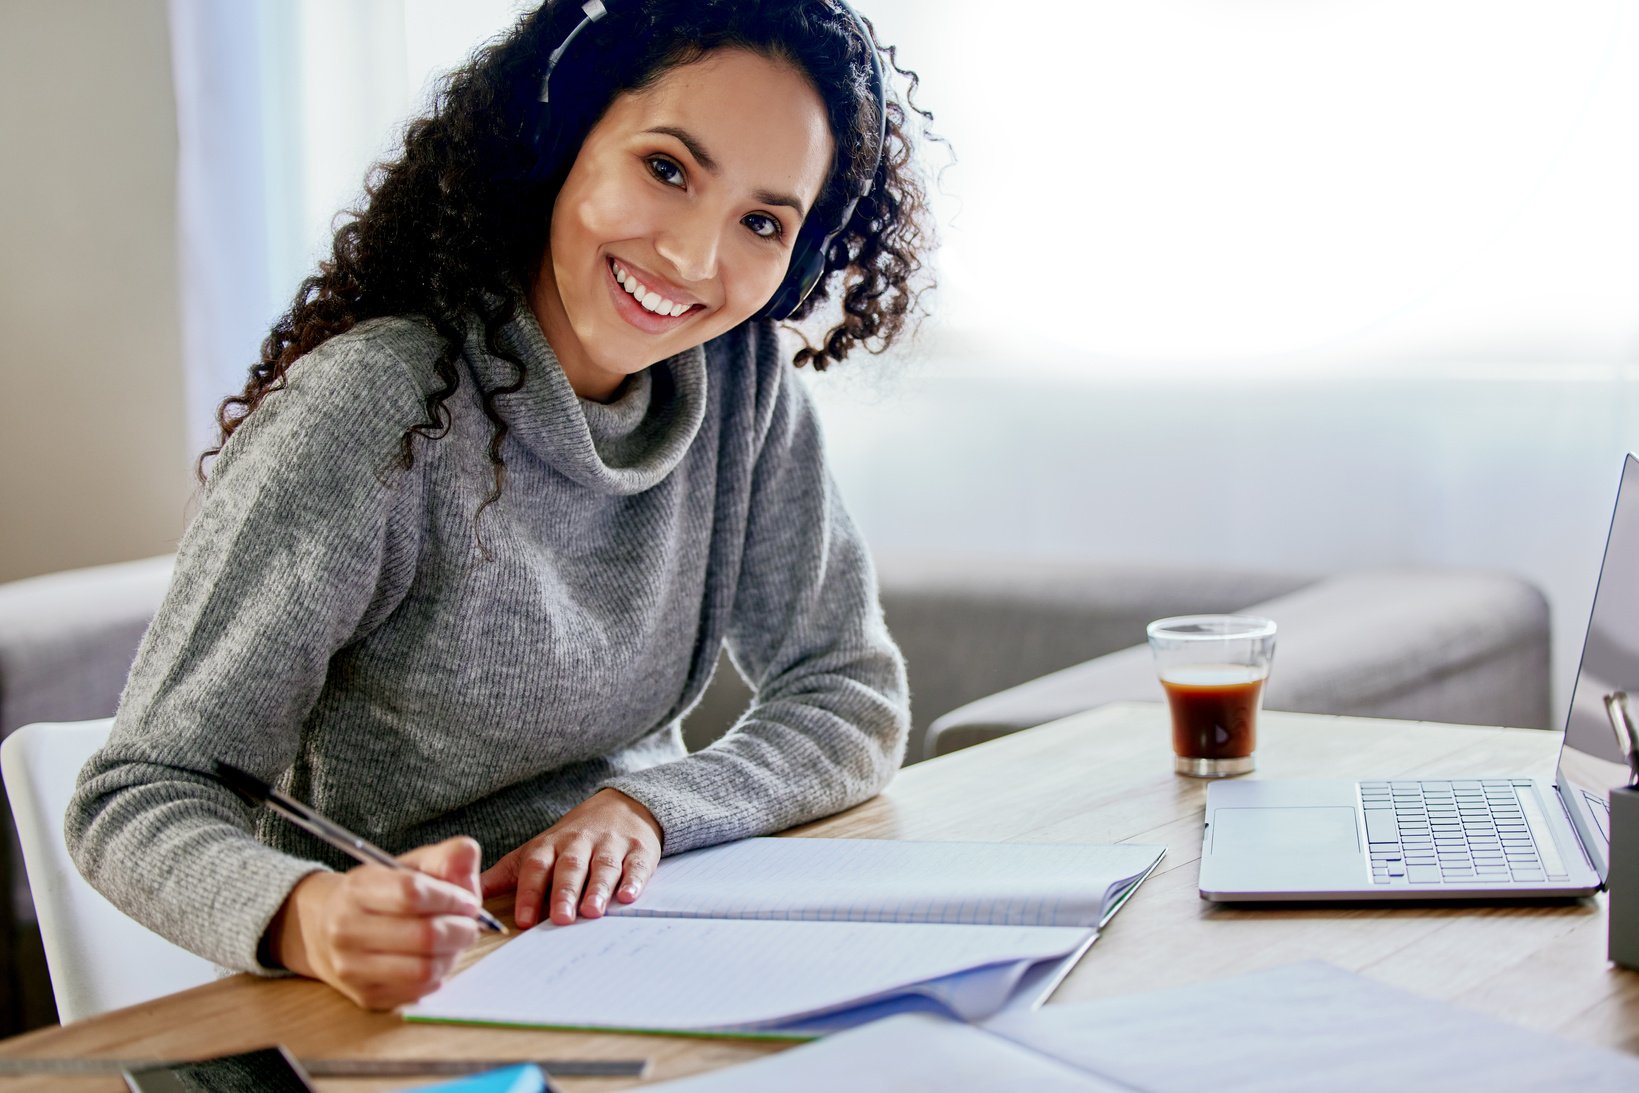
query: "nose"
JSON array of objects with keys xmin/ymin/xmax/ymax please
[{"xmin": 654, "ymin": 213, "xmax": 720, "ymax": 286}]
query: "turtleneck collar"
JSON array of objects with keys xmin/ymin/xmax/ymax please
[{"xmin": 461, "ymin": 297, "xmax": 708, "ymax": 496}]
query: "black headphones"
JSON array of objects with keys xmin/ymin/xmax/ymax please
[{"xmin": 529, "ymin": 0, "xmax": 888, "ymax": 322}]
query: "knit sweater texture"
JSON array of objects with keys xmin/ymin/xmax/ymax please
[{"xmin": 66, "ymin": 304, "xmax": 909, "ymax": 972}]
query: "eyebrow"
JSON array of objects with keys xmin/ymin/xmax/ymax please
[{"xmin": 643, "ymin": 125, "xmax": 810, "ymax": 219}]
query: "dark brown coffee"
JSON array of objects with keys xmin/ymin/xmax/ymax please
[{"xmin": 1160, "ymin": 666, "xmax": 1266, "ymax": 760}]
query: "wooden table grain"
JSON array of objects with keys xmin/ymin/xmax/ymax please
[{"xmin": 2, "ymin": 702, "xmax": 1634, "ymax": 1090}]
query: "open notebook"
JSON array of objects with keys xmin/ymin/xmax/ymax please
[{"xmin": 404, "ymin": 837, "xmax": 1164, "ymax": 1038}]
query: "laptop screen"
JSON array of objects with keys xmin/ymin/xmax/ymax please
[{"xmin": 1558, "ymin": 452, "xmax": 1639, "ymax": 879}]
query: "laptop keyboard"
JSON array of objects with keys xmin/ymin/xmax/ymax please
[{"xmin": 1358, "ymin": 779, "xmax": 1568, "ymax": 885}]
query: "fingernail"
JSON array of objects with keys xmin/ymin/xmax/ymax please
[
  {"xmin": 518, "ymin": 907, "xmax": 534, "ymax": 927},
  {"xmin": 593, "ymin": 893, "xmax": 606, "ymax": 912}
]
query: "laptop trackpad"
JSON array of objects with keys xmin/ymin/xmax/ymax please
[
  {"xmin": 1202, "ymin": 805, "xmax": 1367, "ymax": 896},
  {"xmin": 1212, "ymin": 806, "xmax": 1361, "ymax": 855}
]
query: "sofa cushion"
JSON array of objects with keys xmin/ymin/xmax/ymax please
[{"xmin": 925, "ymin": 567, "xmax": 1551, "ymax": 759}]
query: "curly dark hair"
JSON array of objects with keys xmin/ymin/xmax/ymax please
[{"xmin": 200, "ymin": 0, "xmax": 941, "ymax": 516}]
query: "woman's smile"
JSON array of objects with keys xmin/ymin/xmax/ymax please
[{"xmin": 605, "ymin": 256, "xmax": 705, "ymax": 333}]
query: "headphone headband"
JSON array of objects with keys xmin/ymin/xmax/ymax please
[
  {"xmin": 756, "ymin": 0, "xmax": 887, "ymax": 321},
  {"xmin": 537, "ymin": 0, "xmax": 607, "ymax": 107},
  {"xmin": 529, "ymin": 0, "xmax": 889, "ymax": 322}
]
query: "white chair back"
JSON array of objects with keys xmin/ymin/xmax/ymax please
[{"xmin": 0, "ymin": 718, "xmax": 217, "ymax": 1022}]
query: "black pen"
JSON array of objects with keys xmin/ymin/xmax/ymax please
[
  {"xmin": 213, "ymin": 760, "xmax": 507, "ymax": 934},
  {"xmin": 1603, "ymin": 693, "xmax": 1639, "ymax": 788},
  {"xmin": 1616, "ymin": 692, "xmax": 1639, "ymax": 788}
]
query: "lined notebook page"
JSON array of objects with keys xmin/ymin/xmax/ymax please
[
  {"xmin": 404, "ymin": 917, "xmax": 1092, "ymax": 1032},
  {"xmin": 604, "ymin": 839, "xmax": 1164, "ymax": 927}
]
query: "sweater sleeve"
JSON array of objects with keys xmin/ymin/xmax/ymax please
[
  {"xmin": 65, "ymin": 326, "xmax": 428, "ymax": 972},
  {"xmin": 603, "ymin": 333, "xmax": 910, "ymax": 853}
]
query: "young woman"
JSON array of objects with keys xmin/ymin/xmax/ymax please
[{"xmin": 67, "ymin": 0, "xmax": 935, "ymax": 1010}]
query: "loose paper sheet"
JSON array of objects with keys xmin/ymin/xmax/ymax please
[
  {"xmin": 633, "ymin": 963, "xmax": 1639, "ymax": 1092},
  {"xmin": 983, "ymin": 962, "xmax": 1639, "ymax": 1092},
  {"xmin": 637, "ymin": 1013, "xmax": 1130, "ymax": 1093}
]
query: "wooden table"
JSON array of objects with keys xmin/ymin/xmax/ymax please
[{"xmin": 2, "ymin": 703, "xmax": 1635, "ymax": 1090}]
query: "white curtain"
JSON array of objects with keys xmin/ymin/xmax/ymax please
[
  {"xmin": 832, "ymin": 0, "xmax": 1639, "ymax": 709},
  {"xmin": 167, "ymin": 0, "xmax": 526, "ymax": 454},
  {"xmin": 168, "ymin": 0, "xmax": 1639, "ymax": 709},
  {"xmin": 168, "ymin": 0, "xmax": 286, "ymax": 457}
]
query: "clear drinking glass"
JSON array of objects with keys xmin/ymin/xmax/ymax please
[{"xmin": 1146, "ymin": 615, "xmax": 1277, "ymax": 778}]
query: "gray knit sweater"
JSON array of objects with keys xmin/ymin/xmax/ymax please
[{"xmin": 66, "ymin": 305, "xmax": 909, "ymax": 973}]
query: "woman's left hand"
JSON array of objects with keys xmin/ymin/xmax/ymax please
[{"xmin": 479, "ymin": 788, "xmax": 662, "ymax": 928}]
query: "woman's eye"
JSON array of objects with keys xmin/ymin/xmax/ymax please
[
  {"xmin": 647, "ymin": 156, "xmax": 684, "ymax": 187},
  {"xmin": 743, "ymin": 213, "xmax": 783, "ymax": 240}
]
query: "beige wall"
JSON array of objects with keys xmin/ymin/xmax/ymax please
[{"xmin": 0, "ymin": 0, "xmax": 191, "ymax": 583}]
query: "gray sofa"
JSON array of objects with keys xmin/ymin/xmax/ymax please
[
  {"xmin": 913, "ymin": 564, "xmax": 1554, "ymax": 759},
  {"xmin": 686, "ymin": 558, "xmax": 1553, "ymax": 759},
  {"xmin": 0, "ymin": 553, "xmax": 1550, "ymax": 1030}
]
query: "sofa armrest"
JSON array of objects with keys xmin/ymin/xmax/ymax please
[
  {"xmin": 0, "ymin": 555, "xmax": 175, "ymax": 739},
  {"xmin": 924, "ymin": 567, "xmax": 1551, "ymax": 759}
]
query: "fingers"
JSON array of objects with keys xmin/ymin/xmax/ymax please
[
  {"xmin": 401, "ymin": 836, "xmax": 482, "ymax": 898},
  {"xmin": 326, "ymin": 950, "xmax": 461, "ymax": 1011},
  {"xmin": 499, "ymin": 791, "xmax": 665, "ymax": 928},
  {"xmin": 547, "ymin": 847, "xmax": 590, "ymax": 926},
  {"xmin": 577, "ymin": 847, "xmax": 628, "ymax": 919},
  {"xmin": 478, "ymin": 847, "xmax": 520, "ymax": 898},
  {"xmin": 520, "ymin": 838, "xmax": 656, "ymax": 925},
  {"xmin": 584, "ymin": 844, "xmax": 658, "ymax": 914},
  {"xmin": 546, "ymin": 843, "xmax": 595, "ymax": 926},
  {"xmin": 352, "ymin": 864, "xmax": 481, "ymax": 920},
  {"xmin": 615, "ymin": 850, "xmax": 656, "ymax": 905},
  {"xmin": 332, "ymin": 902, "xmax": 479, "ymax": 960},
  {"xmin": 513, "ymin": 841, "xmax": 560, "ymax": 929},
  {"xmin": 306, "ymin": 860, "xmax": 489, "ymax": 1011}
]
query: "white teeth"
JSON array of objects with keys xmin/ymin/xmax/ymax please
[{"xmin": 612, "ymin": 261, "xmax": 689, "ymax": 318}]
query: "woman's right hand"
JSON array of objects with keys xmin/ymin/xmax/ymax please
[{"xmin": 265, "ymin": 836, "xmax": 485, "ymax": 1010}]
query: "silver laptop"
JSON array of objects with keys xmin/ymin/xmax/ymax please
[{"xmin": 1197, "ymin": 455, "xmax": 1639, "ymax": 901}]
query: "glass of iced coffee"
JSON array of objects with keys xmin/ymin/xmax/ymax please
[{"xmin": 1146, "ymin": 615, "xmax": 1277, "ymax": 778}]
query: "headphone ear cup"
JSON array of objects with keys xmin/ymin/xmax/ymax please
[
  {"xmin": 757, "ymin": 228, "xmax": 828, "ymax": 321},
  {"xmin": 758, "ymin": 184, "xmax": 867, "ymax": 321},
  {"xmin": 527, "ymin": 104, "xmax": 557, "ymax": 184}
]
